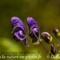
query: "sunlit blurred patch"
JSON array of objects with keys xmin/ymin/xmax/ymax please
[
  {"xmin": 50, "ymin": 53, "xmax": 60, "ymax": 60},
  {"xmin": 33, "ymin": 41, "xmax": 40, "ymax": 45},
  {"xmin": 49, "ymin": 36, "xmax": 53, "ymax": 43},
  {"xmin": 0, "ymin": 38, "xmax": 23, "ymax": 53},
  {"xmin": 57, "ymin": 32, "xmax": 60, "ymax": 37},
  {"xmin": 40, "ymin": 39, "xmax": 43, "ymax": 42},
  {"xmin": 24, "ymin": 48, "xmax": 42, "ymax": 60},
  {"xmin": 33, "ymin": 38, "xmax": 43, "ymax": 45}
]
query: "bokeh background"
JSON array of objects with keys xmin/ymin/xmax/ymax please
[{"xmin": 0, "ymin": 0, "xmax": 60, "ymax": 60}]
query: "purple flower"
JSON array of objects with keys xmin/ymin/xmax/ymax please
[
  {"xmin": 41, "ymin": 32, "xmax": 52, "ymax": 43},
  {"xmin": 27, "ymin": 17, "xmax": 40, "ymax": 43},
  {"xmin": 53, "ymin": 28, "xmax": 60, "ymax": 37},
  {"xmin": 53, "ymin": 28, "xmax": 59, "ymax": 34},
  {"xmin": 41, "ymin": 32, "xmax": 50, "ymax": 38},
  {"xmin": 11, "ymin": 16, "xmax": 25, "ymax": 33},
  {"xmin": 11, "ymin": 16, "xmax": 29, "ymax": 47},
  {"xmin": 51, "ymin": 44, "xmax": 56, "ymax": 55}
]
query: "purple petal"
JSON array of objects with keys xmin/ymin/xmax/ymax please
[
  {"xmin": 11, "ymin": 16, "xmax": 25, "ymax": 33},
  {"xmin": 14, "ymin": 30, "xmax": 26, "ymax": 41},
  {"xmin": 27, "ymin": 17, "xmax": 38, "ymax": 28}
]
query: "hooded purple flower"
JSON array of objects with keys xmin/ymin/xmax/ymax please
[
  {"xmin": 11, "ymin": 16, "xmax": 25, "ymax": 33},
  {"xmin": 27, "ymin": 17, "xmax": 40, "ymax": 43},
  {"xmin": 11, "ymin": 16, "xmax": 29, "ymax": 47}
]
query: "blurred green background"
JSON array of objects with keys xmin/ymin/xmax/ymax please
[{"xmin": 0, "ymin": 0, "xmax": 60, "ymax": 60}]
